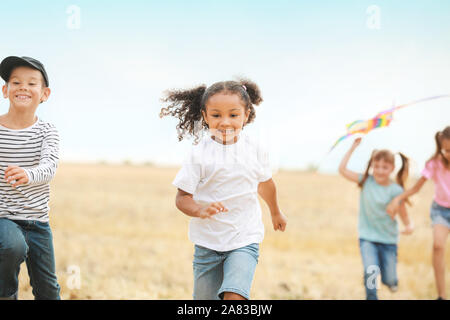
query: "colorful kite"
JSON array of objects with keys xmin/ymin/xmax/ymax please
[{"xmin": 329, "ymin": 95, "xmax": 450, "ymax": 152}]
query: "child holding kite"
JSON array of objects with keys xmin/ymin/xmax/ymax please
[
  {"xmin": 160, "ymin": 78, "xmax": 287, "ymax": 300},
  {"xmin": 339, "ymin": 137, "xmax": 414, "ymax": 300},
  {"xmin": 387, "ymin": 126, "xmax": 450, "ymax": 300}
]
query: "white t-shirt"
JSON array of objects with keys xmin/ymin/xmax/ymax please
[{"xmin": 173, "ymin": 132, "xmax": 272, "ymax": 252}]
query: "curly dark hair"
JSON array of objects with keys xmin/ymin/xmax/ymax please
[{"xmin": 159, "ymin": 78, "xmax": 263, "ymax": 143}]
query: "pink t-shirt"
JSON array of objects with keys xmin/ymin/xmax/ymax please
[{"xmin": 421, "ymin": 158, "xmax": 450, "ymax": 208}]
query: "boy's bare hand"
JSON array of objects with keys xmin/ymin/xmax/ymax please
[
  {"xmin": 195, "ymin": 202, "xmax": 228, "ymax": 219},
  {"xmin": 4, "ymin": 166, "xmax": 28, "ymax": 188}
]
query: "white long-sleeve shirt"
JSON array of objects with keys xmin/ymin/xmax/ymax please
[{"xmin": 0, "ymin": 118, "xmax": 59, "ymax": 222}]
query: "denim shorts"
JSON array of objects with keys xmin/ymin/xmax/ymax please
[
  {"xmin": 430, "ymin": 201, "xmax": 450, "ymax": 229},
  {"xmin": 192, "ymin": 243, "xmax": 259, "ymax": 300}
]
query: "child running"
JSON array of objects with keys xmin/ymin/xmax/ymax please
[
  {"xmin": 339, "ymin": 137, "xmax": 414, "ymax": 300},
  {"xmin": 160, "ymin": 78, "xmax": 287, "ymax": 300},
  {"xmin": 387, "ymin": 126, "xmax": 450, "ymax": 300},
  {"xmin": 0, "ymin": 56, "xmax": 60, "ymax": 299}
]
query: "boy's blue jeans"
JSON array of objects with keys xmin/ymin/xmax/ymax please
[
  {"xmin": 359, "ymin": 238, "xmax": 398, "ymax": 300},
  {"xmin": 0, "ymin": 218, "xmax": 60, "ymax": 300}
]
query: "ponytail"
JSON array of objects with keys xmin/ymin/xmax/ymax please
[
  {"xmin": 160, "ymin": 85, "xmax": 207, "ymax": 143},
  {"xmin": 397, "ymin": 152, "xmax": 412, "ymax": 206},
  {"xmin": 358, "ymin": 151, "xmax": 375, "ymax": 188},
  {"xmin": 238, "ymin": 78, "xmax": 263, "ymax": 106},
  {"xmin": 396, "ymin": 152, "xmax": 409, "ymax": 189}
]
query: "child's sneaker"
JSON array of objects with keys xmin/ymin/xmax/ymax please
[{"xmin": 388, "ymin": 285, "xmax": 398, "ymax": 293}]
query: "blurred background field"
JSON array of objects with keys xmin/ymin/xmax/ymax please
[{"xmin": 17, "ymin": 163, "xmax": 448, "ymax": 300}]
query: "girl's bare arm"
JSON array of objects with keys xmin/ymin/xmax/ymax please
[
  {"xmin": 258, "ymin": 178, "xmax": 287, "ymax": 231},
  {"xmin": 386, "ymin": 177, "xmax": 427, "ymax": 217},
  {"xmin": 175, "ymin": 189, "xmax": 227, "ymax": 218},
  {"xmin": 338, "ymin": 137, "xmax": 361, "ymax": 183},
  {"xmin": 398, "ymin": 202, "xmax": 414, "ymax": 235}
]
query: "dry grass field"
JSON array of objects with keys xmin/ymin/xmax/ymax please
[{"xmin": 17, "ymin": 163, "xmax": 449, "ymax": 300}]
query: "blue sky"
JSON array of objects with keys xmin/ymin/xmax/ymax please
[{"xmin": 1, "ymin": 0, "xmax": 449, "ymax": 174}]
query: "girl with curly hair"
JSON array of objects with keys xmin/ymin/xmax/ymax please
[{"xmin": 160, "ymin": 78, "xmax": 287, "ymax": 300}]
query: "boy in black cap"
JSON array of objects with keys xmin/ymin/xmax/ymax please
[{"xmin": 0, "ymin": 56, "xmax": 60, "ymax": 299}]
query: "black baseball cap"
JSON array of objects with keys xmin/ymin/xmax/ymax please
[{"xmin": 0, "ymin": 56, "xmax": 49, "ymax": 87}]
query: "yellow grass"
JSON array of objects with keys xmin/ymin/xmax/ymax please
[{"xmin": 17, "ymin": 163, "xmax": 449, "ymax": 300}]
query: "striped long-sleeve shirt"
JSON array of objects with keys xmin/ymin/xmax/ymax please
[{"xmin": 0, "ymin": 118, "xmax": 59, "ymax": 222}]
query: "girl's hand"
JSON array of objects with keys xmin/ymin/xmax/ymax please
[
  {"xmin": 195, "ymin": 202, "xmax": 228, "ymax": 219},
  {"xmin": 386, "ymin": 197, "xmax": 401, "ymax": 219},
  {"xmin": 401, "ymin": 222, "xmax": 414, "ymax": 235},
  {"xmin": 352, "ymin": 137, "xmax": 362, "ymax": 149},
  {"xmin": 271, "ymin": 211, "xmax": 287, "ymax": 232},
  {"xmin": 4, "ymin": 166, "xmax": 29, "ymax": 188}
]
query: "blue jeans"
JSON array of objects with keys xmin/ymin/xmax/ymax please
[
  {"xmin": 193, "ymin": 243, "xmax": 259, "ymax": 300},
  {"xmin": 359, "ymin": 238, "xmax": 398, "ymax": 300},
  {"xmin": 0, "ymin": 218, "xmax": 60, "ymax": 300}
]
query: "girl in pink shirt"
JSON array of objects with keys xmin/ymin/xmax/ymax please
[{"xmin": 388, "ymin": 126, "xmax": 450, "ymax": 300}]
